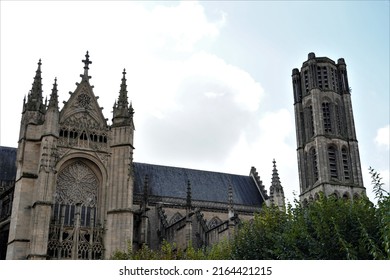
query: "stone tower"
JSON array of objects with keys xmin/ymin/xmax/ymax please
[
  {"xmin": 7, "ymin": 52, "xmax": 135, "ymax": 259},
  {"xmin": 292, "ymin": 52, "xmax": 365, "ymax": 203}
]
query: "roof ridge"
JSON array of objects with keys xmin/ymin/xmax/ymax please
[{"xmin": 133, "ymin": 161, "xmax": 247, "ymax": 177}]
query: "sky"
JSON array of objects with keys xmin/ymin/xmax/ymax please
[{"xmin": 0, "ymin": 1, "xmax": 389, "ymax": 204}]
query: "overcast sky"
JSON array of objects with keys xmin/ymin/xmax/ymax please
[{"xmin": 1, "ymin": 1, "xmax": 389, "ymax": 204}]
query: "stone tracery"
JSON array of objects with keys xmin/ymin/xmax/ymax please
[
  {"xmin": 47, "ymin": 160, "xmax": 103, "ymax": 259},
  {"xmin": 56, "ymin": 161, "xmax": 98, "ymax": 207}
]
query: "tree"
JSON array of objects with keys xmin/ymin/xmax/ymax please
[
  {"xmin": 230, "ymin": 168, "xmax": 389, "ymax": 260},
  {"xmin": 112, "ymin": 168, "xmax": 389, "ymax": 260}
]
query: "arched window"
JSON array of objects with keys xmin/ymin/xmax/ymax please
[
  {"xmin": 208, "ymin": 217, "xmax": 222, "ymax": 229},
  {"xmin": 328, "ymin": 146, "xmax": 338, "ymax": 179},
  {"xmin": 322, "ymin": 102, "xmax": 332, "ymax": 133},
  {"xmin": 48, "ymin": 160, "xmax": 103, "ymax": 260},
  {"xmin": 342, "ymin": 192, "xmax": 350, "ymax": 200},
  {"xmin": 80, "ymin": 130, "xmax": 88, "ymax": 140},
  {"xmin": 335, "ymin": 104, "xmax": 341, "ymax": 135},
  {"xmin": 300, "ymin": 112, "xmax": 306, "ymax": 142},
  {"xmin": 304, "ymin": 70, "xmax": 309, "ymax": 94},
  {"xmin": 310, "ymin": 148, "xmax": 319, "ymax": 183},
  {"xmin": 341, "ymin": 147, "xmax": 350, "ymax": 181},
  {"xmin": 309, "ymin": 106, "xmax": 315, "ymax": 136},
  {"xmin": 304, "ymin": 105, "xmax": 315, "ymax": 138}
]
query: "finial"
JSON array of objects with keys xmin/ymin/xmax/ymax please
[
  {"xmin": 81, "ymin": 51, "xmax": 92, "ymax": 80},
  {"xmin": 129, "ymin": 102, "xmax": 134, "ymax": 116}
]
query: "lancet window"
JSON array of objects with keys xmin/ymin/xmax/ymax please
[
  {"xmin": 328, "ymin": 146, "xmax": 338, "ymax": 179},
  {"xmin": 322, "ymin": 102, "xmax": 332, "ymax": 134},
  {"xmin": 341, "ymin": 147, "xmax": 350, "ymax": 181},
  {"xmin": 208, "ymin": 217, "xmax": 222, "ymax": 229},
  {"xmin": 309, "ymin": 148, "xmax": 319, "ymax": 183}
]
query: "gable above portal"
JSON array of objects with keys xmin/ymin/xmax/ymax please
[{"xmin": 60, "ymin": 78, "xmax": 107, "ymax": 130}]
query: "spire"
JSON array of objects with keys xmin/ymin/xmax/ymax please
[
  {"xmin": 271, "ymin": 159, "xmax": 282, "ymax": 190},
  {"xmin": 48, "ymin": 78, "xmax": 59, "ymax": 110},
  {"xmin": 112, "ymin": 69, "xmax": 133, "ymax": 127},
  {"xmin": 80, "ymin": 51, "xmax": 92, "ymax": 81},
  {"xmin": 269, "ymin": 159, "xmax": 285, "ymax": 210},
  {"xmin": 117, "ymin": 69, "xmax": 129, "ymax": 108},
  {"xmin": 26, "ymin": 59, "xmax": 45, "ymax": 113}
]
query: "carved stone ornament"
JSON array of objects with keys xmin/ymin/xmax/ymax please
[
  {"xmin": 56, "ymin": 161, "xmax": 98, "ymax": 207},
  {"xmin": 95, "ymin": 151, "xmax": 109, "ymax": 166},
  {"xmin": 62, "ymin": 113, "xmax": 102, "ymax": 131},
  {"xmin": 77, "ymin": 93, "xmax": 91, "ymax": 109}
]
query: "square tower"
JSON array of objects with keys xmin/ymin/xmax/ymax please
[{"xmin": 292, "ymin": 53, "xmax": 365, "ymax": 203}]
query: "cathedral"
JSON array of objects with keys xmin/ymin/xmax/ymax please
[{"xmin": 0, "ymin": 52, "xmax": 365, "ymax": 260}]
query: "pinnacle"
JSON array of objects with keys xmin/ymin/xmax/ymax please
[
  {"xmin": 271, "ymin": 159, "xmax": 282, "ymax": 188},
  {"xmin": 186, "ymin": 180, "xmax": 192, "ymax": 207},
  {"xmin": 26, "ymin": 59, "xmax": 45, "ymax": 112},
  {"xmin": 48, "ymin": 77, "xmax": 59, "ymax": 109}
]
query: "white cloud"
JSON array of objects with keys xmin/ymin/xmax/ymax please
[
  {"xmin": 375, "ymin": 125, "xmax": 389, "ymax": 149},
  {"xmin": 0, "ymin": 1, "xmax": 297, "ymax": 202},
  {"xmin": 134, "ymin": 51, "xmax": 265, "ymax": 170},
  {"xmin": 149, "ymin": 1, "xmax": 226, "ymax": 52}
]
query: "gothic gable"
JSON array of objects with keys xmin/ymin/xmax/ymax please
[{"xmin": 60, "ymin": 81, "xmax": 107, "ymax": 130}]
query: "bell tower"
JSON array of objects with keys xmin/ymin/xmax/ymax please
[{"xmin": 292, "ymin": 53, "xmax": 365, "ymax": 203}]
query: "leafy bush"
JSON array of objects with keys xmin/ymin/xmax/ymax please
[{"xmin": 113, "ymin": 168, "xmax": 389, "ymax": 260}]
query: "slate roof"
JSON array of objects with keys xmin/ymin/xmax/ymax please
[
  {"xmin": 0, "ymin": 147, "xmax": 17, "ymax": 181},
  {"xmin": 133, "ymin": 162, "xmax": 264, "ymax": 207},
  {"xmin": 0, "ymin": 146, "xmax": 265, "ymax": 207}
]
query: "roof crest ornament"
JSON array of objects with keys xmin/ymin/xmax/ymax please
[{"xmin": 80, "ymin": 51, "xmax": 92, "ymax": 81}]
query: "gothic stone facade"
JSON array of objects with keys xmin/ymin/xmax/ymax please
[{"xmin": 0, "ymin": 52, "xmax": 282, "ymax": 260}]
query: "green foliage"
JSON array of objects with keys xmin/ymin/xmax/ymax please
[
  {"xmin": 112, "ymin": 240, "xmax": 209, "ymax": 260},
  {"xmin": 112, "ymin": 168, "xmax": 389, "ymax": 260},
  {"xmin": 230, "ymin": 168, "xmax": 389, "ymax": 260},
  {"xmin": 369, "ymin": 166, "xmax": 390, "ymax": 259}
]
